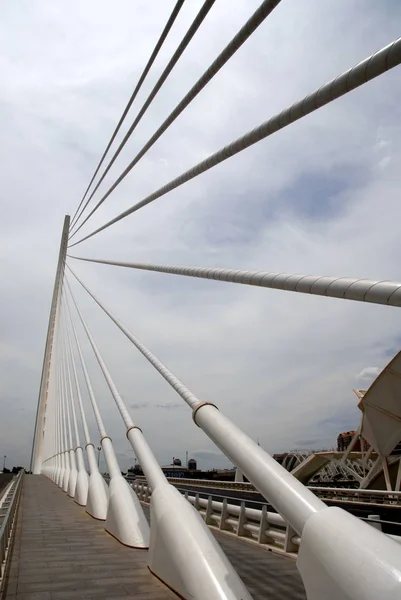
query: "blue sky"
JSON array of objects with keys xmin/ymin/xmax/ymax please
[{"xmin": 1, "ymin": 0, "xmax": 401, "ymax": 471}]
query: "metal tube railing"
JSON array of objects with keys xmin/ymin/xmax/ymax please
[{"xmin": 0, "ymin": 471, "xmax": 24, "ymax": 587}]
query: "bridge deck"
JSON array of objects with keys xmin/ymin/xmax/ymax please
[{"xmin": 4, "ymin": 475, "xmax": 306, "ymax": 599}]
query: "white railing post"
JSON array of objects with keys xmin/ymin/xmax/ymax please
[
  {"xmin": 205, "ymin": 496, "xmax": 214, "ymax": 525},
  {"xmin": 257, "ymin": 505, "xmax": 268, "ymax": 544},
  {"xmin": 236, "ymin": 501, "xmax": 247, "ymax": 537},
  {"xmin": 220, "ymin": 498, "xmax": 230, "ymax": 532},
  {"xmin": 284, "ymin": 524, "xmax": 298, "ymax": 554}
]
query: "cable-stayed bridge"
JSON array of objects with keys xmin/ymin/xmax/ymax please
[{"xmin": 2, "ymin": 1, "xmax": 401, "ymax": 599}]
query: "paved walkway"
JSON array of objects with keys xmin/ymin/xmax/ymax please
[
  {"xmin": 4, "ymin": 475, "xmax": 306, "ymax": 600},
  {"xmin": 4, "ymin": 476, "xmax": 175, "ymax": 600}
]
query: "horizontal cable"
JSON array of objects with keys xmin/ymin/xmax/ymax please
[
  {"xmin": 68, "ymin": 255, "xmax": 401, "ymax": 308},
  {"xmin": 69, "ymin": 36, "xmax": 401, "ymax": 247},
  {"xmin": 70, "ymin": 0, "xmax": 185, "ymax": 229},
  {"xmin": 67, "ymin": 263, "xmax": 201, "ymax": 410},
  {"xmin": 68, "ymin": 0, "xmax": 282, "ymax": 240},
  {"xmin": 70, "ymin": 0, "xmax": 217, "ymax": 236}
]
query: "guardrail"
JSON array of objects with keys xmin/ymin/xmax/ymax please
[
  {"xmin": 135, "ymin": 475, "xmax": 254, "ymax": 491},
  {"xmin": 134, "ymin": 476, "xmax": 401, "ymax": 507},
  {"xmin": 0, "ymin": 471, "xmax": 24, "ymax": 594},
  {"xmin": 133, "ymin": 481, "xmax": 401, "ymax": 557},
  {"xmin": 308, "ymin": 486, "xmax": 401, "ymax": 506},
  {"xmin": 133, "ymin": 481, "xmax": 300, "ymax": 556}
]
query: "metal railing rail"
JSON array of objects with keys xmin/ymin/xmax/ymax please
[
  {"xmin": 0, "ymin": 470, "xmax": 24, "ymax": 594},
  {"xmin": 133, "ymin": 480, "xmax": 299, "ymax": 555},
  {"xmin": 0, "ymin": 482, "xmax": 14, "ymax": 510},
  {"xmin": 144, "ymin": 476, "xmax": 401, "ymax": 506},
  {"xmin": 133, "ymin": 481, "xmax": 401, "ymax": 557}
]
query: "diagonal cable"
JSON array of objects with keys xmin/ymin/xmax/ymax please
[
  {"xmin": 68, "ymin": 254, "xmax": 401, "ymax": 308},
  {"xmin": 70, "ymin": 0, "xmax": 216, "ymax": 235},
  {"xmin": 70, "ymin": 0, "xmax": 185, "ymax": 229},
  {"xmin": 67, "ymin": 263, "xmax": 201, "ymax": 410},
  {"xmin": 63, "ymin": 292, "xmax": 93, "ymax": 446},
  {"xmin": 69, "ymin": 36, "xmax": 401, "ymax": 247},
  {"xmin": 69, "ymin": 0, "xmax": 282, "ymax": 239},
  {"xmin": 65, "ymin": 276, "xmax": 134, "ymax": 429}
]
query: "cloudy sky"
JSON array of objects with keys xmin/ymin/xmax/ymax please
[{"xmin": 1, "ymin": 0, "xmax": 401, "ymax": 472}]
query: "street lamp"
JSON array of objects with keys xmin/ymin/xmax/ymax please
[
  {"xmin": 97, "ymin": 447, "xmax": 101, "ymax": 468},
  {"xmin": 3, "ymin": 455, "xmax": 6, "ymax": 471}
]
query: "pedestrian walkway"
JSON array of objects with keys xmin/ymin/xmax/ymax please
[
  {"xmin": 3, "ymin": 475, "xmax": 306, "ymax": 599},
  {"xmin": 3, "ymin": 476, "xmax": 175, "ymax": 599}
]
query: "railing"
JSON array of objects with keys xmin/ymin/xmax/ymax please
[
  {"xmin": 133, "ymin": 481, "xmax": 300, "ymax": 555},
  {"xmin": 0, "ymin": 471, "xmax": 24, "ymax": 594},
  {"xmin": 135, "ymin": 475, "xmax": 255, "ymax": 491},
  {"xmin": 144, "ymin": 476, "xmax": 401, "ymax": 507},
  {"xmin": 133, "ymin": 481, "xmax": 401, "ymax": 556},
  {"xmin": 308, "ymin": 486, "xmax": 401, "ymax": 506}
]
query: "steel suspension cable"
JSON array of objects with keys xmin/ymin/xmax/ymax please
[
  {"xmin": 69, "ymin": 0, "xmax": 282, "ymax": 239},
  {"xmin": 61, "ymin": 323, "xmax": 74, "ymax": 452},
  {"xmin": 59, "ymin": 334, "xmax": 70, "ymax": 456},
  {"xmin": 70, "ymin": 0, "xmax": 185, "ymax": 229},
  {"xmin": 62, "ymin": 303, "xmax": 81, "ymax": 449},
  {"xmin": 52, "ymin": 335, "xmax": 62, "ymax": 463},
  {"xmin": 64, "ymin": 286, "xmax": 108, "ymax": 440},
  {"xmin": 70, "ymin": 36, "xmax": 401, "ymax": 247},
  {"xmin": 70, "ymin": 0, "xmax": 217, "ymax": 234},
  {"xmin": 65, "ymin": 276, "xmax": 135, "ymax": 429},
  {"xmin": 63, "ymin": 293, "xmax": 92, "ymax": 446},
  {"xmin": 66, "ymin": 264, "xmax": 331, "ymax": 533},
  {"xmin": 55, "ymin": 365, "xmax": 61, "ymax": 460},
  {"xmin": 56, "ymin": 308, "xmax": 66, "ymax": 459},
  {"xmin": 65, "ymin": 277, "xmax": 171, "ymax": 492},
  {"xmin": 45, "ymin": 325, "xmax": 60, "ymax": 464},
  {"xmin": 67, "ymin": 264, "xmax": 202, "ymax": 410},
  {"xmin": 68, "ymin": 254, "xmax": 401, "ymax": 308},
  {"xmin": 66, "ymin": 264, "xmax": 332, "ymax": 533}
]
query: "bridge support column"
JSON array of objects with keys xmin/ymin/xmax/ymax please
[
  {"xmin": 297, "ymin": 506, "xmax": 401, "ymax": 600},
  {"xmin": 67, "ymin": 449, "xmax": 78, "ymax": 497},
  {"xmin": 74, "ymin": 447, "xmax": 89, "ymax": 506},
  {"xmin": 85, "ymin": 443, "xmax": 109, "ymax": 520},
  {"xmin": 127, "ymin": 427, "xmax": 251, "ymax": 599},
  {"xmin": 102, "ymin": 437, "xmax": 149, "ymax": 548}
]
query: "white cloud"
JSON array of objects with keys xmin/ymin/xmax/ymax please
[
  {"xmin": 357, "ymin": 367, "xmax": 381, "ymax": 381},
  {"xmin": 1, "ymin": 0, "xmax": 401, "ymax": 471}
]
